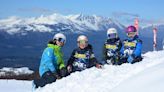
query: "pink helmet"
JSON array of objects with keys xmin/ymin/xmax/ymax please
[{"xmin": 126, "ymin": 25, "xmax": 137, "ymax": 33}]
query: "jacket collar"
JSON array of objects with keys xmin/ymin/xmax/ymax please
[{"xmin": 47, "ymin": 44, "xmax": 61, "ymax": 50}]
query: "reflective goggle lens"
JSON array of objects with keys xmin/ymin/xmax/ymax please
[
  {"xmin": 108, "ymin": 33, "xmax": 116, "ymax": 39},
  {"xmin": 127, "ymin": 32, "xmax": 136, "ymax": 37},
  {"xmin": 58, "ymin": 38, "xmax": 65, "ymax": 43},
  {"xmin": 78, "ymin": 40, "xmax": 88, "ymax": 44}
]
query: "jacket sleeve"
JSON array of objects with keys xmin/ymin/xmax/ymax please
[
  {"xmin": 117, "ymin": 39, "xmax": 122, "ymax": 52},
  {"xmin": 54, "ymin": 48, "xmax": 65, "ymax": 70},
  {"xmin": 67, "ymin": 50, "xmax": 76, "ymax": 67},
  {"xmin": 44, "ymin": 48, "xmax": 56, "ymax": 73},
  {"xmin": 102, "ymin": 44, "xmax": 107, "ymax": 61},
  {"xmin": 120, "ymin": 43, "xmax": 124, "ymax": 55},
  {"xmin": 89, "ymin": 46, "xmax": 99, "ymax": 66},
  {"xmin": 133, "ymin": 40, "xmax": 142, "ymax": 57}
]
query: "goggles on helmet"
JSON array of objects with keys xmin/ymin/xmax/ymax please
[
  {"xmin": 108, "ymin": 33, "xmax": 117, "ymax": 39},
  {"xmin": 127, "ymin": 32, "xmax": 136, "ymax": 37},
  {"xmin": 78, "ymin": 40, "xmax": 88, "ymax": 44},
  {"xmin": 58, "ymin": 38, "xmax": 65, "ymax": 43}
]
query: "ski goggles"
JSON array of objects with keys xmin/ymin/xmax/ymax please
[
  {"xmin": 127, "ymin": 32, "xmax": 136, "ymax": 37},
  {"xmin": 78, "ymin": 40, "xmax": 88, "ymax": 44},
  {"xmin": 108, "ymin": 33, "xmax": 117, "ymax": 39},
  {"xmin": 58, "ymin": 38, "xmax": 65, "ymax": 43}
]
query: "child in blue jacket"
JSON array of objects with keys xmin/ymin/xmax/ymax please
[
  {"xmin": 33, "ymin": 33, "xmax": 67, "ymax": 89},
  {"xmin": 119, "ymin": 25, "xmax": 142, "ymax": 64}
]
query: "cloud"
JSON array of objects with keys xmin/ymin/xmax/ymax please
[
  {"xmin": 17, "ymin": 7, "xmax": 55, "ymax": 14},
  {"xmin": 140, "ymin": 18, "xmax": 164, "ymax": 25},
  {"xmin": 112, "ymin": 12, "xmax": 139, "ymax": 18}
]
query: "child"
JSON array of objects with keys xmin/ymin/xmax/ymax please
[
  {"xmin": 120, "ymin": 25, "xmax": 142, "ymax": 64},
  {"xmin": 67, "ymin": 35, "xmax": 102, "ymax": 73},
  {"xmin": 103, "ymin": 28, "xmax": 122, "ymax": 65},
  {"xmin": 33, "ymin": 33, "xmax": 67, "ymax": 89}
]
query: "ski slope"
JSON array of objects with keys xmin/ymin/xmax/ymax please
[{"xmin": 0, "ymin": 50, "xmax": 164, "ymax": 92}]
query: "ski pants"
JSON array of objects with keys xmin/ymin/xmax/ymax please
[
  {"xmin": 34, "ymin": 71, "xmax": 56, "ymax": 88},
  {"xmin": 33, "ymin": 67, "xmax": 68, "ymax": 88}
]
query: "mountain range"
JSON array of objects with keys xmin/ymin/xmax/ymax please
[{"xmin": 0, "ymin": 13, "xmax": 163, "ymax": 70}]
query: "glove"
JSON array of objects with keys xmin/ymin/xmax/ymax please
[
  {"xmin": 127, "ymin": 55, "xmax": 134, "ymax": 63},
  {"xmin": 96, "ymin": 63, "xmax": 103, "ymax": 69},
  {"xmin": 107, "ymin": 51, "xmax": 114, "ymax": 57},
  {"xmin": 60, "ymin": 67, "xmax": 67, "ymax": 77},
  {"xmin": 67, "ymin": 65, "xmax": 72, "ymax": 73},
  {"xmin": 106, "ymin": 59, "xmax": 112, "ymax": 65}
]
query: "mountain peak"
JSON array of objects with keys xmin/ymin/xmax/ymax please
[{"xmin": 0, "ymin": 13, "xmax": 124, "ymax": 35}]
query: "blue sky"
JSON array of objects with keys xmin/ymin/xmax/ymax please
[{"xmin": 0, "ymin": 0, "xmax": 164, "ymax": 24}]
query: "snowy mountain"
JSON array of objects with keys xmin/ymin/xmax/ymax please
[
  {"xmin": 0, "ymin": 13, "xmax": 124, "ymax": 35},
  {"xmin": 0, "ymin": 13, "xmax": 126, "ymax": 70},
  {"xmin": 0, "ymin": 50, "xmax": 164, "ymax": 92},
  {"xmin": 0, "ymin": 13, "xmax": 164, "ymax": 70}
]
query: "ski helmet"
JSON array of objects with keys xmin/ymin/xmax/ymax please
[
  {"xmin": 53, "ymin": 33, "xmax": 66, "ymax": 43},
  {"xmin": 107, "ymin": 28, "xmax": 118, "ymax": 39},
  {"xmin": 77, "ymin": 35, "xmax": 88, "ymax": 42},
  {"xmin": 126, "ymin": 25, "xmax": 137, "ymax": 38},
  {"xmin": 126, "ymin": 25, "xmax": 137, "ymax": 33}
]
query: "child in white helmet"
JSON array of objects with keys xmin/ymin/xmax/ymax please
[
  {"xmin": 33, "ymin": 33, "xmax": 67, "ymax": 89},
  {"xmin": 103, "ymin": 28, "xmax": 122, "ymax": 65},
  {"xmin": 67, "ymin": 35, "xmax": 102, "ymax": 73}
]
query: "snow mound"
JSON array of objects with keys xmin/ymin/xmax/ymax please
[
  {"xmin": 110, "ymin": 59, "xmax": 164, "ymax": 92},
  {"xmin": 34, "ymin": 50, "xmax": 164, "ymax": 92}
]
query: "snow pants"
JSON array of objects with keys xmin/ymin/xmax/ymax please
[
  {"xmin": 33, "ymin": 67, "xmax": 68, "ymax": 88},
  {"xmin": 33, "ymin": 71, "xmax": 56, "ymax": 88}
]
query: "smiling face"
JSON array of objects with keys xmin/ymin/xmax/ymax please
[
  {"xmin": 127, "ymin": 32, "xmax": 136, "ymax": 38},
  {"xmin": 78, "ymin": 40, "xmax": 88, "ymax": 49},
  {"xmin": 54, "ymin": 38, "xmax": 65, "ymax": 47},
  {"xmin": 56, "ymin": 40, "xmax": 64, "ymax": 47}
]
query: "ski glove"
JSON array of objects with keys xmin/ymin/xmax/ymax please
[
  {"xmin": 60, "ymin": 67, "xmax": 67, "ymax": 77},
  {"xmin": 67, "ymin": 65, "xmax": 72, "ymax": 73},
  {"xmin": 127, "ymin": 55, "xmax": 134, "ymax": 63},
  {"xmin": 107, "ymin": 51, "xmax": 114, "ymax": 57}
]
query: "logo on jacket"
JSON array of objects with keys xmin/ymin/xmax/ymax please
[
  {"xmin": 106, "ymin": 44, "xmax": 117, "ymax": 50},
  {"xmin": 124, "ymin": 41, "xmax": 136, "ymax": 48},
  {"xmin": 74, "ymin": 53, "xmax": 87, "ymax": 59}
]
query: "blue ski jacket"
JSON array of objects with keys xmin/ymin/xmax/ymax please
[
  {"xmin": 39, "ymin": 43, "xmax": 65, "ymax": 77},
  {"xmin": 120, "ymin": 35, "xmax": 142, "ymax": 58}
]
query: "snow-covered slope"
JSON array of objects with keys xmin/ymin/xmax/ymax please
[
  {"xmin": 0, "ymin": 13, "xmax": 124, "ymax": 35},
  {"xmin": 111, "ymin": 58, "xmax": 164, "ymax": 92},
  {"xmin": 0, "ymin": 50, "xmax": 164, "ymax": 92},
  {"xmin": 0, "ymin": 80, "xmax": 31, "ymax": 92}
]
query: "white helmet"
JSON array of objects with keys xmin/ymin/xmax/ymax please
[
  {"xmin": 77, "ymin": 35, "xmax": 88, "ymax": 42},
  {"xmin": 107, "ymin": 28, "xmax": 118, "ymax": 39},
  {"xmin": 53, "ymin": 33, "xmax": 66, "ymax": 43}
]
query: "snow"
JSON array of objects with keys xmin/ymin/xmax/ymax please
[
  {"xmin": 0, "ymin": 80, "xmax": 32, "ymax": 92},
  {"xmin": 0, "ymin": 67, "xmax": 34, "ymax": 76},
  {"xmin": 110, "ymin": 60, "xmax": 164, "ymax": 92},
  {"xmin": 0, "ymin": 50, "xmax": 164, "ymax": 92}
]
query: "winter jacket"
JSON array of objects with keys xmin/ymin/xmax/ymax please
[
  {"xmin": 120, "ymin": 35, "xmax": 142, "ymax": 58},
  {"xmin": 103, "ymin": 38, "xmax": 122, "ymax": 61},
  {"xmin": 67, "ymin": 44, "xmax": 99, "ymax": 71},
  {"xmin": 39, "ymin": 42, "xmax": 65, "ymax": 77}
]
